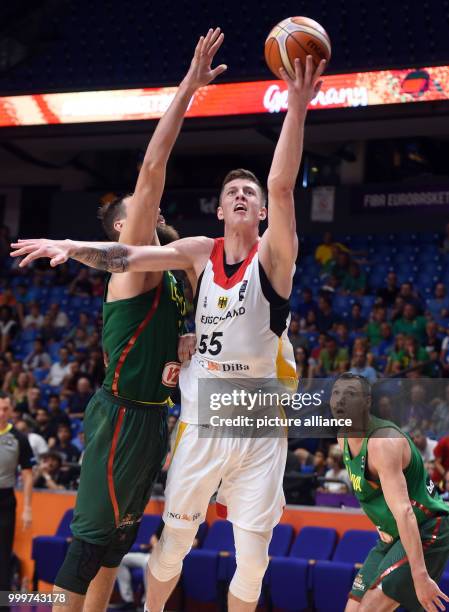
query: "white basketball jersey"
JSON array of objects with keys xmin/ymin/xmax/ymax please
[{"xmin": 179, "ymin": 238, "xmax": 297, "ymax": 424}]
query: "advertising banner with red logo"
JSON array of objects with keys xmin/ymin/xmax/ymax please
[{"xmin": 0, "ymin": 65, "xmax": 448, "ymax": 127}]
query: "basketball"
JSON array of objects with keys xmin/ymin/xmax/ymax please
[{"xmin": 264, "ymin": 17, "xmax": 331, "ymax": 79}]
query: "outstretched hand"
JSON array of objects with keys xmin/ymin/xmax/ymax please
[
  {"xmin": 185, "ymin": 27, "xmax": 227, "ymax": 89},
  {"xmin": 10, "ymin": 238, "xmax": 70, "ymax": 267},
  {"xmin": 279, "ymin": 55, "xmax": 326, "ymax": 110}
]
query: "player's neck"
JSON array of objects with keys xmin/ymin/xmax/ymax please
[{"xmin": 223, "ymin": 226, "xmax": 259, "ymax": 263}]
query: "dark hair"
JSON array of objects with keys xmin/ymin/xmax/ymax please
[
  {"xmin": 97, "ymin": 194, "xmax": 131, "ymax": 240},
  {"xmin": 333, "ymin": 372, "xmax": 372, "ymax": 399},
  {"xmin": 220, "ymin": 169, "xmax": 266, "ymax": 207},
  {"xmin": 0, "ymin": 391, "xmax": 11, "ymax": 402},
  {"xmin": 40, "ymin": 451, "xmax": 62, "ymax": 466}
]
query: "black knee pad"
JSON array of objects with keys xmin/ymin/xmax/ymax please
[{"xmin": 55, "ymin": 538, "xmax": 108, "ymax": 595}]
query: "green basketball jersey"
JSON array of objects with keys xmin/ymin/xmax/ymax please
[
  {"xmin": 102, "ymin": 271, "xmax": 186, "ymax": 403},
  {"xmin": 343, "ymin": 416, "xmax": 449, "ymax": 539}
]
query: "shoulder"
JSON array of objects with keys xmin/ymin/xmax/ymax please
[{"xmin": 368, "ymin": 429, "xmax": 406, "ymax": 461}]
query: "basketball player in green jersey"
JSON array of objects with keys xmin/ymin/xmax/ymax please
[
  {"xmin": 330, "ymin": 373, "xmax": 449, "ymax": 612},
  {"xmin": 32, "ymin": 29, "xmax": 226, "ymax": 612}
]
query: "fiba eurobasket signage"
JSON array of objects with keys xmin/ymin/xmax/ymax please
[
  {"xmin": 0, "ymin": 65, "xmax": 448, "ymax": 127},
  {"xmin": 351, "ymin": 184, "xmax": 449, "ymax": 214}
]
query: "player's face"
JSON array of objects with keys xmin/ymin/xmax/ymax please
[
  {"xmin": 330, "ymin": 379, "xmax": 369, "ymax": 426},
  {"xmin": 116, "ymin": 198, "xmax": 165, "ymax": 236},
  {"xmin": 0, "ymin": 398, "xmax": 12, "ymax": 428},
  {"xmin": 218, "ymin": 179, "xmax": 266, "ymax": 227}
]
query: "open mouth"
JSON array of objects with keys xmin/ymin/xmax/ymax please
[{"xmin": 233, "ymin": 204, "xmax": 247, "ymax": 213}]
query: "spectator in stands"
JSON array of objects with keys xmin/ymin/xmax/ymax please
[
  {"xmin": 349, "ymin": 350, "xmax": 378, "ymax": 384},
  {"xmin": 289, "ymin": 318, "xmax": 308, "ymax": 352},
  {"xmin": 402, "ymin": 383, "xmax": 429, "ymax": 431},
  {"xmin": 85, "ymin": 348, "xmax": 105, "ymax": 389},
  {"xmin": 33, "ymin": 451, "xmax": 75, "ymax": 490},
  {"xmin": 53, "ymin": 263, "xmax": 72, "ymax": 287},
  {"xmin": 391, "ymin": 296, "xmax": 406, "ymax": 322},
  {"xmin": 51, "ymin": 423, "xmax": 81, "ymax": 464},
  {"xmin": 411, "ymin": 429, "xmax": 437, "ymax": 463},
  {"xmin": 16, "ymin": 386, "xmax": 42, "ymax": 417},
  {"xmin": 90, "ymin": 273, "xmax": 104, "ymax": 297},
  {"xmin": 385, "ymin": 333, "xmax": 407, "ymax": 375},
  {"xmin": 319, "ymin": 448, "xmax": 351, "ymax": 493},
  {"xmin": 376, "ymin": 322, "xmax": 394, "ymax": 356},
  {"xmin": 318, "ymin": 336, "xmax": 349, "ymax": 376},
  {"xmin": 44, "ymin": 346, "xmax": 71, "ymax": 387},
  {"xmin": 34, "ymin": 408, "xmax": 57, "ymax": 444},
  {"xmin": 341, "ymin": 262, "xmax": 367, "ymax": 296},
  {"xmin": 68, "ymin": 377, "xmax": 93, "ymax": 418},
  {"xmin": 304, "ymin": 309, "xmax": 318, "ymax": 332},
  {"xmin": 47, "ymin": 395, "xmax": 71, "ymax": 428},
  {"xmin": 0, "ymin": 305, "xmax": 17, "ymax": 352},
  {"xmin": 311, "ymin": 332, "xmax": 327, "ymax": 361},
  {"xmin": 0, "ymin": 287, "xmax": 18, "ymax": 309},
  {"xmin": 15, "ymin": 419, "xmax": 48, "ymax": 460},
  {"xmin": 334, "ymin": 322, "xmax": 351, "ymax": 353},
  {"xmin": 2, "ymin": 360, "xmax": 23, "ymax": 394},
  {"xmin": 320, "ymin": 273, "xmax": 340, "ymax": 297},
  {"xmin": 432, "ymin": 434, "xmax": 449, "ymax": 486},
  {"xmin": 71, "ymin": 328, "xmax": 90, "ymax": 351},
  {"xmin": 431, "ymin": 384, "xmax": 449, "ymax": 437},
  {"xmin": 314, "ymin": 232, "xmax": 350, "ymax": 266},
  {"xmin": 295, "ymin": 347, "xmax": 316, "ymax": 389},
  {"xmin": 23, "ymin": 338, "xmax": 52, "ymax": 370},
  {"xmin": 346, "ymin": 302, "xmax": 367, "ymax": 332},
  {"xmin": 403, "ymin": 336, "xmax": 430, "ymax": 374},
  {"xmin": 61, "ymin": 362, "xmax": 83, "ymax": 400},
  {"xmin": 332, "ymin": 249, "xmax": 352, "ymax": 283},
  {"xmin": 398, "ymin": 282, "xmax": 423, "ymax": 313},
  {"xmin": 316, "ymin": 295, "xmax": 339, "ymax": 333},
  {"xmin": 376, "ymin": 395, "xmax": 394, "ymax": 421},
  {"xmin": 366, "ymin": 305, "xmax": 387, "ymax": 347},
  {"xmin": 424, "ymin": 321, "xmax": 442, "ymax": 355},
  {"xmin": 23, "ymin": 302, "xmax": 44, "ymax": 330},
  {"xmin": 69, "ymin": 268, "xmax": 93, "ymax": 297},
  {"xmin": 297, "ymin": 287, "xmax": 317, "ymax": 320},
  {"xmin": 377, "ymin": 271, "xmax": 399, "ymax": 307},
  {"xmin": 47, "ymin": 303, "xmax": 70, "ymax": 329},
  {"xmin": 393, "ymin": 303, "xmax": 427, "ymax": 345},
  {"xmin": 12, "ymin": 372, "xmax": 34, "ymax": 406},
  {"xmin": 427, "ymin": 283, "xmax": 449, "ymax": 320},
  {"xmin": 40, "ymin": 313, "xmax": 60, "ymax": 343}
]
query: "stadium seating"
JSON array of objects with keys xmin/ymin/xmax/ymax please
[{"xmin": 31, "ymin": 509, "xmax": 74, "ymax": 587}]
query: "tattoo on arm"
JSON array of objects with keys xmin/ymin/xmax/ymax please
[{"xmin": 71, "ymin": 244, "xmax": 130, "ymax": 273}]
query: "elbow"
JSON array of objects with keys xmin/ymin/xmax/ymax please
[{"xmin": 267, "ymin": 180, "xmax": 294, "ymax": 197}]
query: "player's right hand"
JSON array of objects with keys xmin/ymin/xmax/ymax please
[
  {"xmin": 178, "ymin": 333, "xmax": 196, "ymax": 362},
  {"xmin": 185, "ymin": 27, "xmax": 227, "ymax": 89},
  {"xmin": 415, "ymin": 575, "xmax": 449, "ymax": 612},
  {"xmin": 10, "ymin": 238, "xmax": 70, "ymax": 267}
]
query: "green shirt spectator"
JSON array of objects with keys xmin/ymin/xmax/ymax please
[
  {"xmin": 393, "ymin": 303, "xmax": 427, "ymax": 344},
  {"xmin": 342, "ymin": 263, "xmax": 367, "ymax": 295},
  {"xmin": 366, "ymin": 306, "xmax": 387, "ymax": 347},
  {"xmin": 319, "ymin": 337, "xmax": 349, "ymax": 375}
]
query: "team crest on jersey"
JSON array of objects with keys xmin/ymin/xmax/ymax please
[
  {"xmin": 239, "ymin": 280, "xmax": 248, "ymax": 301},
  {"xmin": 217, "ymin": 296, "xmax": 228, "ymax": 309},
  {"xmin": 161, "ymin": 362, "xmax": 181, "ymax": 387}
]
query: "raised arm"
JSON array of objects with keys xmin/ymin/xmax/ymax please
[
  {"xmin": 370, "ymin": 437, "xmax": 449, "ymax": 611},
  {"xmin": 11, "ymin": 236, "xmax": 212, "ymax": 280},
  {"xmin": 120, "ymin": 27, "xmax": 226, "ymax": 247},
  {"xmin": 260, "ymin": 56, "xmax": 326, "ymax": 298}
]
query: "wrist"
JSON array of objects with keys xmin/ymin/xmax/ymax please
[{"xmin": 179, "ymin": 76, "xmax": 198, "ymax": 97}]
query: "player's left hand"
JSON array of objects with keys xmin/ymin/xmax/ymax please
[
  {"xmin": 279, "ymin": 55, "xmax": 326, "ymax": 111},
  {"xmin": 10, "ymin": 238, "xmax": 70, "ymax": 267},
  {"xmin": 178, "ymin": 333, "xmax": 196, "ymax": 362},
  {"xmin": 415, "ymin": 575, "xmax": 449, "ymax": 612},
  {"xmin": 185, "ymin": 27, "xmax": 227, "ymax": 89}
]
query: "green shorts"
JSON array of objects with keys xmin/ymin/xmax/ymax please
[
  {"xmin": 350, "ymin": 514, "xmax": 449, "ymax": 611},
  {"xmin": 70, "ymin": 387, "xmax": 168, "ymax": 560}
]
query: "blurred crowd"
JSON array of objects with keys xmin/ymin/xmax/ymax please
[{"xmin": 3, "ymin": 224, "xmax": 449, "ymax": 508}]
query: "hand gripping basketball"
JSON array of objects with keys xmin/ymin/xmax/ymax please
[{"xmin": 279, "ymin": 55, "xmax": 326, "ymax": 111}]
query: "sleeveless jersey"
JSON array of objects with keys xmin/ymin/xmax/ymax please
[
  {"xmin": 102, "ymin": 271, "xmax": 185, "ymax": 403},
  {"xmin": 343, "ymin": 416, "xmax": 449, "ymax": 539},
  {"xmin": 179, "ymin": 238, "xmax": 297, "ymax": 424}
]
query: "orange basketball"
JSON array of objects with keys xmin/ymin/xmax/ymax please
[{"xmin": 265, "ymin": 17, "xmax": 331, "ymax": 79}]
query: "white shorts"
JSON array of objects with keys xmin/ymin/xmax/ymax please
[{"xmin": 163, "ymin": 422, "xmax": 287, "ymax": 532}]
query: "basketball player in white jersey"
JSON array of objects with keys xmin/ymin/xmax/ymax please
[{"xmin": 12, "ymin": 55, "xmax": 326, "ymax": 612}]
